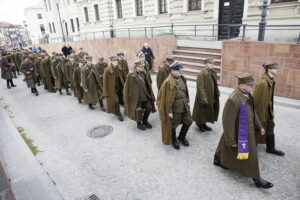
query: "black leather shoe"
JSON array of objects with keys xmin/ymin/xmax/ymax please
[
  {"xmin": 213, "ymin": 156, "xmax": 228, "ymax": 170},
  {"xmin": 7, "ymin": 85, "xmax": 11, "ymax": 89},
  {"xmin": 178, "ymin": 137, "xmax": 189, "ymax": 146},
  {"xmin": 116, "ymin": 114, "xmax": 123, "ymax": 121},
  {"xmin": 266, "ymin": 148, "xmax": 285, "ymax": 156},
  {"xmin": 11, "ymin": 85, "xmax": 16, "ymax": 87},
  {"xmin": 172, "ymin": 141, "xmax": 180, "ymax": 150},
  {"xmin": 197, "ymin": 124, "xmax": 205, "ymax": 132},
  {"xmin": 203, "ymin": 123, "xmax": 212, "ymax": 131},
  {"xmin": 78, "ymin": 99, "xmax": 82, "ymax": 104},
  {"xmin": 142, "ymin": 122, "xmax": 152, "ymax": 129},
  {"xmin": 67, "ymin": 92, "xmax": 72, "ymax": 96},
  {"xmin": 89, "ymin": 104, "xmax": 95, "ymax": 110},
  {"xmin": 137, "ymin": 123, "xmax": 146, "ymax": 131},
  {"xmin": 59, "ymin": 89, "xmax": 63, "ymax": 95},
  {"xmin": 253, "ymin": 178, "xmax": 273, "ymax": 189},
  {"xmin": 35, "ymin": 91, "xmax": 39, "ymax": 96}
]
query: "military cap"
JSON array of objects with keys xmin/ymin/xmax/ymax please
[
  {"xmin": 236, "ymin": 73, "xmax": 255, "ymax": 85},
  {"xmin": 166, "ymin": 55, "xmax": 175, "ymax": 61},
  {"xmin": 98, "ymin": 57, "xmax": 104, "ymax": 61},
  {"xmin": 134, "ymin": 59, "xmax": 145, "ymax": 68},
  {"xmin": 117, "ymin": 52, "xmax": 124, "ymax": 57},
  {"xmin": 78, "ymin": 59, "xmax": 86, "ymax": 64},
  {"xmin": 52, "ymin": 52, "xmax": 56, "ymax": 55},
  {"xmin": 85, "ymin": 56, "xmax": 92, "ymax": 61},
  {"xmin": 170, "ymin": 61, "xmax": 183, "ymax": 71},
  {"xmin": 204, "ymin": 58, "xmax": 214, "ymax": 64},
  {"xmin": 110, "ymin": 56, "xmax": 118, "ymax": 61},
  {"xmin": 262, "ymin": 61, "xmax": 278, "ymax": 69}
]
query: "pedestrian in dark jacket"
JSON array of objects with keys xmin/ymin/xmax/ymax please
[{"xmin": 141, "ymin": 43, "xmax": 155, "ymax": 71}]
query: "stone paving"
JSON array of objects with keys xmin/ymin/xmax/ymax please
[{"xmin": 0, "ymin": 74, "xmax": 299, "ymax": 200}]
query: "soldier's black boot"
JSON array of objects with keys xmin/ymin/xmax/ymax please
[
  {"xmin": 203, "ymin": 123, "xmax": 212, "ymax": 131},
  {"xmin": 6, "ymin": 80, "xmax": 11, "ymax": 89},
  {"xmin": 31, "ymin": 88, "xmax": 34, "ymax": 93},
  {"xmin": 266, "ymin": 135, "xmax": 285, "ymax": 156},
  {"xmin": 13, "ymin": 71, "xmax": 17, "ymax": 78},
  {"xmin": 78, "ymin": 99, "xmax": 82, "ymax": 104},
  {"xmin": 171, "ymin": 129, "xmax": 180, "ymax": 150},
  {"xmin": 137, "ymin": 122, "xmax": 146, "ymax": 131},
  {"xmin": 9, "ymin": 80, "xmax": 16, "ymax": 87},
  {"xmin": 213, "ymin": 155, "xmax": 228, "ymax": 170},
  {"xmin": 37, "ymin": 77, "xmax": 41, "ymax": 86},
  {"xmin": 89, "ymin": 104, "xmax": 95, "ymax": 110},
  {"xmin": 253, "ymin": 178, "xmax": 273, "ymax": 189},
  {"xmin": 59, "ymin": 88, "xmax": 63, "ymax": 95},
  {"xmin": 99, "ymin": 98, "xmax": 106, "ymax": 111},
  {"xmin": 66, "ymin": 87, "xmax": 72, "ymax": 96},
  {"xmin": 178, "ymin": 124, "xmax": 190, "ymax": 146},
  {"xmin": 34, "ymin": 88, "xmax": 39, "ymax": 96},
  {"xmin": 197, "ymin": 123, "xmax": 205, "ymax": 132},
  {"xmin": 115, "ymin": 107, "xmax": 123, "ymax": 121},
  {"xmin": 142, "ymin": 110, "xmax": 152, "ymax": 129}
]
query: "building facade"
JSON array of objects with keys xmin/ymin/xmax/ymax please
[
  {"xmin": 24, "ymin": 3, "xmax": 48, "ymax": 45},
  {"xmin": 0, "ymin": 22, "xmax": 27, "ymax": 49},
  {"xmin": 41, "ymin": 0, "xmax": 300, "ymax": 43}
]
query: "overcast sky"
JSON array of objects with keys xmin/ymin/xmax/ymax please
[{"xmin": 0, "ymin": 0, "xmax": 41, "ymax": 25}]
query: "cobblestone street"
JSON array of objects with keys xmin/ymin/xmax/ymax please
[{"xmin": 0, "ymin": 75, "xmax": 299, "ymax": 200}]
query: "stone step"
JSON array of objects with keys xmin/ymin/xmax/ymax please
[
  {"xmin": 180, "ymin": 61, "xmax": 221, "ymax": 71},
  {"xmin": 182, "ymin": 67, "xmax": 221, "ymax": 76},
  {"xmin": 173, "ymin": 50, "xmax": 221, "ymax": 59},
  {"xmin": 177, "ymin": 46, "xmax": 221, "ymax": 53},
  {"xmin": 174, "ymin": 55, "xmax": 221, "ymax": 65},
  {"xmin": 183, "ymin": 74, "xmax": 220, "ymax": 84}
]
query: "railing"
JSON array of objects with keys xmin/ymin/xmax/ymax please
[{"xmin": 44, "ymin": 24, "xmax": 300, "ymax": 44}]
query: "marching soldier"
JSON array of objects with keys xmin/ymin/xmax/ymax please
[
  {"xmin": 51, "ymin": 54, "xmax": 71, "ymax": 95},
  {"xmin": 73, "ymin": 59, "xmax": 85, "ymax": 104},
  {"xmin": 20, "ymin": 55, "xmax": 38, "ymax": 96},
  {"xmin": 1, "ymin": 53, "xmax": 16, "ymax": 89},
  {"xmin": 156, "ymin": 55, "xmax": 175, "ymax": 90},
  {"xmin": 117, "ymin": 52, "xmax": 129, "ymax": 75},
  {"xmin": 76, "ymin": 47, "xmax": 88, "ymax": 60},
  {"xmin": 124, "ymin": 60, "xmax": 156, "ymax": 130},
  {"xmin": 44, "ymin": 54, "xmax": 56, "ymax": 93},
  {"xmin": 64, "ymin": 54, "xmax": 78, "ymax": 93},
  {"xmin": 103, "ymin": 56, "xmax": 124, "ymax": 121},
  {"xmin": 39, "ymin": 54, "xmax": 48, "ymax": 90},
  {"xmin": 214, "ymin": 73, "xmax": 273, "ymax": 189},
  {"xmin": 157, "ymin": 62, "xmax": 192, "ymax": 150},
  {"xmin": 253, "ymin": 62, "xmax": 285, "ymax": 156},
  {"xmin": 192, "ymin": 58, "xmax": 220, "ymax": 132},
  {"xmin": 95, "ymin": 57, "xmax": 108, "ymax": 111},
  {"xmin": 33, "ymin": 54, "xmax": 42, "ymax": 86},
  {"xmin": 81, "ymin": 56, "xmax": 101, "ymax": 110}
]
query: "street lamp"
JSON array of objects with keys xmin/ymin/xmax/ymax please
[
  {"xmin": 23, "ymin": 20, "xmax": 31, "ymax": 45},
  {"xmin": 56, "ymin": 1, "xmax": 66, "ymax": 42},
  {"xmin": 258, "ymin": 0, "xmax": 268, "ymax": 41}
]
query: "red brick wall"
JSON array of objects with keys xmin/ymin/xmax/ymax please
[
  {"xmin": 221, "ymin": 41, "xmax": 300, "ymax": 99},
  {"xmin": 38, "ymin": 35, "xmax": 177, "ymax": 72}
]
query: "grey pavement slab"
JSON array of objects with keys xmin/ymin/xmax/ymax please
[{"xmin": 0, "ymin": 74, "xmax": 299, "ymax": 200}]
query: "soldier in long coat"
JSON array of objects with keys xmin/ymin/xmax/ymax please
[
  {"xmin": 20, "ymin": 55, "xmax": 38, "ymax": 96},
  {"xmin": 64, "ymin": 54, "xmax": 78, "ymax": 93},
  {"xmin": 14, "ymin": 50, "xmax": 22, "ymax": 75},
  {"xmin": 76, "ymin": 47, "xmax": 88, "ymax": 60},
  {"xmin": 44, "ymin": 54, "xmax": 56, "ymax": 93},
  {"xmin": 124, "ymin": 60, "xmax": 156, "ymax": 130},
  {"xmin": 214, "ymin": 73, "xmax": 273, "ymax": 189},
  {"xmin": 51, "ymin": 54, "xmax": 71, "ymax": 95},
  {"xmin": 1, "ymin": 54, "xmax": 16, "ymax": 89},
  {"xmin": 157, "ymin": 62, "xmax": 192, "ymax": 150},
  {"xmin": 253, "ymin": 62, "xmax": 284, "ymax": 156},
  {"xmin": 95, "ymin": 57, "xmax": 108, "ymax": 111},
  {"xmin": 81, "ymin": 56, "xmax": 101, "ymax": 110},
  {"xmin": 156, "ymin": 55, "xmax": 174, "ymax": 90},
  {"xmin": 103, "ymin": 56, "xmax": 124, "ymax": 121},
  {"xmin": 33, "ymin": 55, "xmax": 42, "ymax": 86},
  {"xmin": 117, "ymin": 52, "xmax": 129, "ymax": 75},
  {"xmin": 192, "ymin": 58, "xmax": 220, "ymax": 132},
  {"xmin": 73, "ymin": 59, "xmax": 85, "ymax": 104},
  {"xmin": 39, "ymin": 54, "xmax": 48, "ymax": 90}
]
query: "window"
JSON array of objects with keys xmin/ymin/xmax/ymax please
[
  {"xmin": 37, "ymin": 13, "xmax": 43, "ymax": 19},
  {"xmin": 136, "ymin": 0, "xmax": 143, "ymax": 16},
  {"xmin": 70, "ymin": 19, "xmax": 75, "ymax": 32},
  {"xmin": 84, "ymin": 7, "xmax": 89, "ymax": 22},
  {"xmin": 52, "ymin": 22, "xmax": 56, "ymax": 33},
  {"xmin": 94, "ymin": 4, "xmax": 100, "ymax": 21},
  {"xmin": 159, "ymin": 0, "xmax": 167, "ymax": 14},
  {"xmin": 189, "ymin": 0, "xmax": 201, "ymax": 11},
  {"xmin": 48, "ymin": 23, "xmax": 52, "ymax": 33},
  {"xmin": 44, "ymin": 0, "xmax": 48, "ymax": 11},
  {"xmin": 116, "ymin": 0, "xmax": 123, "ymax": 18},
  {"xmin": 65, "ymin": 22, "xmax": 69, "ymax": 36},
  {"xmin": 40, "ymin": 24, "xmax": 45, "ymax": 33},
  {"xmin": 271, "ymin": 0, "xmax": 297, "ymax": 3},
  {"xmin": 76, "ymin": 18, "xmax": 80, "ymax": 31}
]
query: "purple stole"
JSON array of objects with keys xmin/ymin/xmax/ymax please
[{"xmin": 237, "ymin": 101, "xmax": 249, "ymax": 160}]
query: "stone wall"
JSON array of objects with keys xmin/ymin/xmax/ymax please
[
  {"xmin": 38, "ymin": 35, "xmax": 177, "ymax": 72},
  {"xmin": 221, "ymin": 40, "xmax": 300, "ymax": 99}
]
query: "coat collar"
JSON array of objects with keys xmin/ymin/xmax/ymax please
[
  {"xmin": 166, "ymin": 73, "xmax": 186, "ymax": 88},
  {"xmin": 261, "ymin": 72, "xmax": 273, "ymax": 86},
  {"xmin": 236, "ymin": 89, "xmax": 250, "ymax": 104}
]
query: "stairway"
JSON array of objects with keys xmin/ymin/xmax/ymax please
[{"xmin": 172, "ymin": 41, "xmax": 222, "ymax": 83}]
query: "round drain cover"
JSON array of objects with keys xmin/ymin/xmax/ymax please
[{"xmin": 87, "ymin": 125, "xmax": 113, "ymax": 138}]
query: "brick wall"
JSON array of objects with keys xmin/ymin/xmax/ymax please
[
  {"xmin": 221, "ymin": 40, "xmax": 300, "ymax": 99},
  {"xmin": 38, "ymin": 35, "xmax": 177, "ymax": 72}
]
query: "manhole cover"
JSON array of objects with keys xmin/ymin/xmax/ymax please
[
  {"xmin": 87, "ymin": 125, "xmax": 113, "ymax": 138},
  {"xmin": 78, "ymin": 194, "xmax": 100, "ymax": 200}
]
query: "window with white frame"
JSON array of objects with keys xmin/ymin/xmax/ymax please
[
  {"xmin": 84, "ymin": 7, "xmax": 89, "ymax": 22},
  {"xmin": 116, "ymin": 0, "xmax": 123, "ymax": 18},
  {"xmin": 159, "ymin": 0, "xmax": 167, "ymax": 14},
  {"xmin": 189, "ymin": 0, "xmax": 201, "ymax": 11},
  {"xmin": 136, "ymin": 0, "xmax": 143, "ymax": 16}
]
